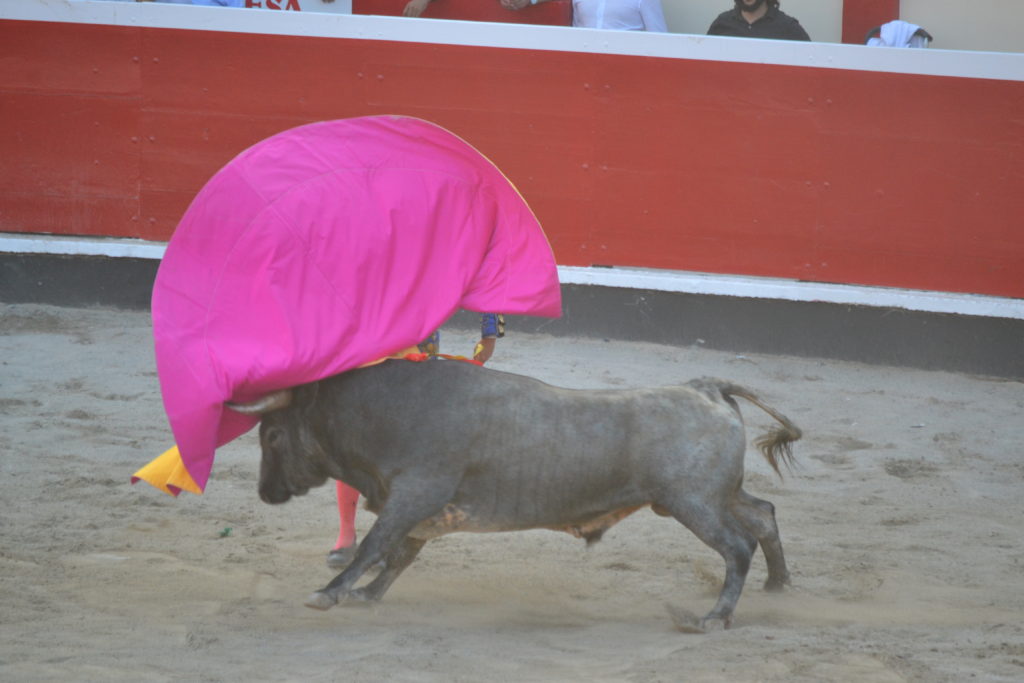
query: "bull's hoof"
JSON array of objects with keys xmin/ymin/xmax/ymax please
[
  {"xmin": 699, "ymin": 616, "xmax": 730, "ymax": 633},
  {"xmin": 304, "ymin": 591, "xmax": 339, "ymax": 611},
  {"xmin": 764, "ymin": 572, "xmax": 791, "ymax": 592},
  {"xmin": 665, "ymin": 604, "xmax": 733, "ymax": 633}
]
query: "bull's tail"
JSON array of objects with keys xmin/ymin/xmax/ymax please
[{"xmin": 713, "ymin": 380, "xmax": 802, "ymax": 478}]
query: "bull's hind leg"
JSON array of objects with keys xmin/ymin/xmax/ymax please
[
  {"xmin": 663, "ymin": 496, "xmax": 758, "ymax": 631},
  {"xmin": 348, "ymin": 537, "xmax": 426, "ymax": 602},
  {"xmin": 731, "ymin": 489, "xmax": 790, "ymax": 591}
]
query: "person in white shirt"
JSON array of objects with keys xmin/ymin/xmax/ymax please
[{"xmin": 502, "ymin": 0, "xmax": 668, "ymax": 32}]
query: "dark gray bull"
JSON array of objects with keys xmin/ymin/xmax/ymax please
[{"xmin": 229, "ymin": 358, "xmax": 801, "ymax": 631}]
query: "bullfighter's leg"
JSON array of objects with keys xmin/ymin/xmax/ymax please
[
  {"xmin": 731, "ymin": 489, "xmax": 790, "ymax": 591},
  {"xmin": 305, "ymin": 476, "xmax": 457, "ymax": 610},
  {"xmin": 327, "ymin": 481, "xmax": 361, "ymax": 569},
  {"xmin": 348, "ymin": 536, "xmax": 427, "ymax": 602},
  {"xmin": 663, "ymin": 496, "xmax": 758, "ymax": 630}
]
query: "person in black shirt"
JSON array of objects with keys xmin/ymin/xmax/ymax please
[{"xmin": 708, "ymin": 0, "xmax": 811, "ymax": 41}]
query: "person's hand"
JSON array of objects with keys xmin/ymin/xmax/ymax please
[
  {"xmin": 473, "ymin": 337, "xmax": 497, "ymax": 364},
  {"xmin": 404, "ymin": 0, "xmax": 431, "ymax": 17},
  {"xmin": 500, "ymin": 0, "xmax": 534, "ymax": 10}
]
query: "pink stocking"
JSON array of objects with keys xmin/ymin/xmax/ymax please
[{"xmin": 334, "ymin": 481, "xmax": 360, "ymax": 550}]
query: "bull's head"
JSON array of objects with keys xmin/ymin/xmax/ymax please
[{"xmin": 227, "ymin": 384, "xmax": 332, "ymax": 504}]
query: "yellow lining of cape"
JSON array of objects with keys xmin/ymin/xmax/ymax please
[{"xmin": 132, "ymin": 445, "xmax": 202, "ymax": 496}]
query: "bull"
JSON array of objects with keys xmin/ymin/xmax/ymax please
[{"xmin": 229, "ymin": 358, "xmax": 801, "ymax": 631}]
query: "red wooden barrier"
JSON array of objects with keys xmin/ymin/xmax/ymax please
[{"xmin": 1, "ymin": 17, "xmax": 1022, "ymax": 299}]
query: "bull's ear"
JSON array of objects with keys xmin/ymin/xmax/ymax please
[{"xmin": 226, "ymin": 390, "xmax": 293, "ymax": 415}]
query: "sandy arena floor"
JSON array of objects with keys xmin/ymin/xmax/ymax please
[{"xmin": 1, "ymin": 303, "xmax": 1022, "ymax": 682}]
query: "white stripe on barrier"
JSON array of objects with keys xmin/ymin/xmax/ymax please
[
  {"xmin": 3, "ymin": 233, "xmax": 1021, "ymax": 320},
  {"xmin": 557, "ymin": 265, "xmax": 1024, "ymax": 321},
  {"xmin": 0, "ymin": 234, "xmax": 167, "ymax": 260}
]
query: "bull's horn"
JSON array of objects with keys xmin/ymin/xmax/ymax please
[{"xmin": 226, "ymin": 390, "xmax": 293, "ymax": 415}]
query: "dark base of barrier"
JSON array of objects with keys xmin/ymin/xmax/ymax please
[
  {"xmin": 1, "ymin": 253, "xmax": 159, "ymax": 311},
  {"xmin": 3, "ymin": 253, "xmax": 1021, "ymax": 378},
  {"xmin": 451, "ymin": 287, "xmax": 1023, "ymax": 379}
]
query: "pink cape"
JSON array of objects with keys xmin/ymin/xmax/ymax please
[{"xmin": 139, "ymin": 116, "xmax": 561, "ymax": 494}]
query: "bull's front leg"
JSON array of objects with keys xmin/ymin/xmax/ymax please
[
  {"xmin": 304, "ymin": 514, "xmax": 420, "ymax": 610},
  {"xmin": 347, "ymin": 536, "xmax": 426, "ymax": 602},
  {"xmin": 305, "ymin": 477, "xmax": 455, "ymax": 610}
]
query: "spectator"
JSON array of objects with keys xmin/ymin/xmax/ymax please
[
  {"xmin": 707, "ymin": 0, "xmax": 810, "ymax": 41},
  {"xmin": 502, "ymin": 0, "xmax": 667, "ymax": 32},
  {"xmin": 866, "ymin": 21, "xmax": 932, "ymax": 48}
]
